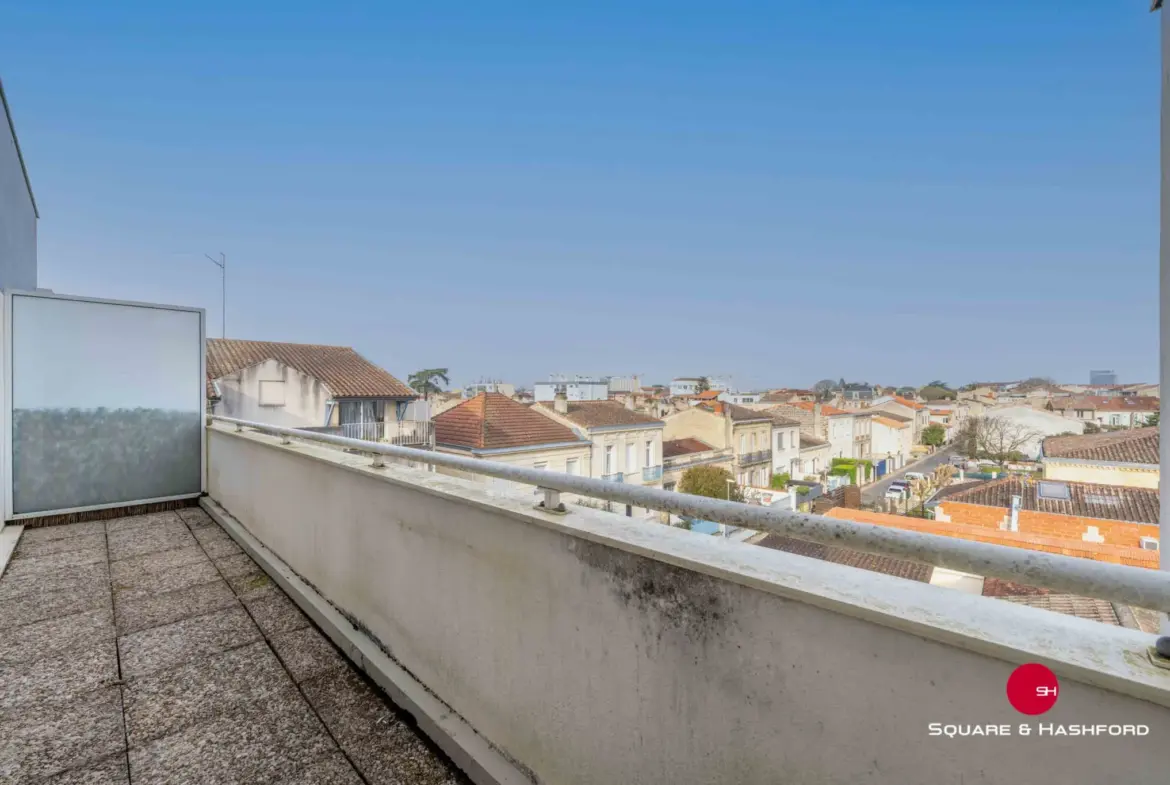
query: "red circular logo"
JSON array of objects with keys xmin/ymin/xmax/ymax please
[{"xmin": 1006, "ymin": 663, "xmax": 1059, "ymax": 715}]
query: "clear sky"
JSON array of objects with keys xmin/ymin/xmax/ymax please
[{"xmin": 2, "ymin": 1, "xmax": 1160, "ymax": 391}]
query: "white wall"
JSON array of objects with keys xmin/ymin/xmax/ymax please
[
  {"xmin": 771, "ymin": 425, "xmax": 801, "ymax": 477},
  {"xmin": 0, "ymin": 88, "xmax": 36, "ymax": 291},
  {"xmin": 207, "ymin": 427, "xmax": 1170, "ymax": 785},
  {"xmin": 215, "ymin": 359, "xmax": 332, "ymax": 429},
  {"xmin": 826, "ymin": 416, "xmax": 854, "ymax": 459},
  {"xmin": 990, "ymin": 406, "xmax": 1086, "ymax": 458}
]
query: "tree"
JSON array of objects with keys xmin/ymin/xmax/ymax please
[
  {"xmin": 696, "ymin": 376, "xmax": 711, "ymax": 393},
  {"xmin": 679, "ymin": 465, "xmax": 742, "ymax": 502},
  {"xmin": 921, "ymin": 423, "xmax": 946, "ymax": 447},
  {"xmin": 926, "ymin": 380, "xmax": 949, "ymax": 390},
  {"xmin": 813, "ymin": 379, "xmax": 836, "ymax": 394},
  {"xmin": 407, "ymin": 368, "xmax": 449, "ymax": 402},
  {"xmin": 969, "ymin": 415, "xmax": 1042, "ymax": 467},
  {"xmin": 1144, "ymin": 412, "xmax": 1159, "ymax": 428},
  {"xmin": 919, "ymin": 385, "xmax": 956, "ymax": 401}
]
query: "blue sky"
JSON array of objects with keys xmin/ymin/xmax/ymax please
[{"xmin": 2, "ymin": 1, "xmax": 1160, "ymax": 391}]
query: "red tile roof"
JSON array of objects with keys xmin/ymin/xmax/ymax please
[
  {"xmin": 435, "ymin": 393, "xmax": 582, "ymax": 450},
  {"xmin": 696, "ymin": 390, "xmax": 722, "ymax": 400},
  {"xmin": 1043, "ymin": 428, "xmax": 1159, "ymax": 465},
  {"xmin": 755, "ymin": 534, "xmax": 934, "ymax": 583},
  {"xmin": 936, "ymin": 477, "xmax": 1159, "ymax": 525},
  {"xmin": 872, "ymin": 416, "xmax": 909, "ymax": 430},
  {"xmin": 207, "ymin": 338, "xmax": 415, "ymax": 399},
  {"xmin": 696, "ymin": 402, "xmax": 772, "ymax": 422},
  {"xmin": 790, "ymin": 401, "xmax": 850, "ymax": 416},
  {"xmin": 662, "ymin": 437, "xmax": 716, "ymax": 458},
  {"xmin": 892, "ymin": 396, "xmax": 926, "ymax": 410}
]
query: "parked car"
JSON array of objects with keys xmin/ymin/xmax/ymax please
[
  {"xmin": 885, "ymin": 481, "xmax": 909, "ymax": 500},
  {"xmin": 903, "ymin": 472, "xmax": 927, "ymax": 483},
  {"xmin": 948, "ymin": 455, "xmax": 968, "ymax": 468}
]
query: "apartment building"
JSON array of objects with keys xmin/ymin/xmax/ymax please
[
  {"xmin": 534, "ymin": 397, "xmax": 665, "ymax": 489},
  {"xmin": 1042, "ymin": 428, "xmax": 1159, "ymax": 490},
  {"xmin": 663, "ymin": 402, "xmax": 773, "ymax": 488}
]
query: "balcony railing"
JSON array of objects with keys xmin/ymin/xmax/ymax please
[
  {"xmin": 663, "ymin": 446, "xmax": 733, "ymax": 473},
  {"xmin": 642, "ymin": 465, "xmax": 663, "ymax": 482},
  {"xmin": 737, "ymin": 449, "xmax": 772, "ymax": 466},
  {"xmin": 204, "ymin": 415, "xmax": 1170, "ymax": 785},
  {"xmin": 602, "ymin": 471, "xmax": 624, "ymax": 482},
  {"xmin": 302, "ymin": 420, "xmax": 434, "ymax": 447},
  {"xmin": 209, "ymin": 415, "xmax": 1170, "ymax": 614}
]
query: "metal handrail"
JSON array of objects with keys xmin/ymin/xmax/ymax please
[{"xmin": 210, "ymin": 415, "xmax": 1170, "ymax": 614}]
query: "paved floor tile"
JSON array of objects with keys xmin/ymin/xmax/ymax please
[
  {"xmin": 0, "ymin": 640, "xmax": 119, "ymax": 710},
  {"xmin": 111, "ymin": 558, "xmax": 221, "ymax": 602},
  {"xmin": 109, "ymin": 546, "xmax": 209, "ymax": 587},
  {"xmin": 212, "ymin": 551, "xmax": 259, "ymax": 579},
  {"xmin": 127, "ymin": 699, "xmax": 335, "ymax": 785},
  {"xmin": 13, "ymin": 531, "xmax": 106, "ymax": 560},
  {"xmin": 0, "ymin": 582, "xmax": 110, "ymax": 631},
  {"xmin": 123, "ymin": 641, "xmax": 299, "ymax": 745},
  {"xmin": 0, "ymin": 607, "xmax": 114, "ymax": 667},
  {"xmin": 44, "ymin": 753, "xmax": 130, "ymax": 785},
  {"xmin": 0, "ymin": 561, "xmax": 110, "ymax": 603},
  {"xmin": 175, "ymin": 508, "xmax": 214, "ymax": 529},
  {"xmin": 283, "ymin": 752, "xmax": 365, "ymax": 785},
  {"xmin": 243, "ymin": 591, "xmax": 310, "ymax": 637},
  {"xmin": 114, "ymin": 579, "xmax": 237, "ymax": 636},
  {"xmin": 192, "ymin": 526, "xmax": 243, "ymax": 559},
  {"xmin": 225, "ymin": 565, "xmax": 277, "ymax": 602},
  {"xmin": 1, "ymin": 548, "xmax": 107, "ymax": 582},
  {"xmin": 108, "ymin": 522, "xmax": 196, "ymax": 562},
  {"xmin": 269, "ymin": 625, "xmax": 346, "ymax": 684},
  {"xmin": 118, "ymin": 606, "xmax": 261, "ymax": 678},
  {"xmin": 0, "ymin": 685, "xmax": 126, "ymax": 783},
  {"xmin": 105, "ymin": 512, "xmax": 184, "ymax": 535},
  {"xmin": 19, "ymin": 521, "xmax": 106, "ymax": 544},
  {"xmin": 302, "ymin": 668, "xmax": 459, "ymax": 785}
]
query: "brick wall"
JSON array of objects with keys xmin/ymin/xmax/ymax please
[{"xmin": 934, "ymin": 501, "xmax": 1157, "ymax": 550}]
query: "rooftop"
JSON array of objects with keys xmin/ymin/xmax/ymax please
[
  {"xmin": 535, "ymin": 400, "xmax": 663, "ymax": 429},
  {"xmin": 435, "ymin": 392, "xmax": 582, "ymax": 450},
  {"xmin": 1053, "ymin": 395, "xmax": 1160, "ymax": 412},
  {"xmin": 662, "ymin": 437, "xmax": 717, "ymax": 458},
  {"xmin": 695, "ymin": 402, "xmax": 772, "ymax": 422},
  {"xmin": 207, "ymin": 338, "xmax": 416, "ymax": 400},
  {"xmin": 1043, "ymin": 428, "xmax": 1160, "ymax": 465},
  {"xmin": 933, "ymin": 476, "xmax": 1159, "ymax": 525},
  {"xmin": 0, "ymin": 507, "xmax": 461, "ymax": 784}
]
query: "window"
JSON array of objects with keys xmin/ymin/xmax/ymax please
[
  {"xmin": 626, "ymin": 442, "xmax": 637, "ymax": 472},
  {"xmin": 645, "ymin": 440, "xmax": 653, "ymax": 466},
  {"xmin": 605, "ymin": 445, "xmax": 614, "ymax": 474},
  {"xmin": 566, "ymin": 459, "xmax": 578, "ymax": 476},
  {"xmin": 751, "ymin": 432, "xmax": 757, "ymax": 450},
  {"xmin": 258, "ymin": 380, "xmax": 286, "ymax": 406},
  {"xmin": 664, "ymin": 481, "xmax": 676, "ymax": 492},
  {"xmin": 777, "ymin": 432, "xmax": 785, "ymax": 450},
  {"xmin": 740, "ymin": 434, "xmax": 747, "ymax": 453}
]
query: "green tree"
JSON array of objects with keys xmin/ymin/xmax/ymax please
[
  {"xmin": 921, "ymin": 423, "xmax": 946, "ymax": 447},
  {"xmin": 407, "ymin": 368, "xmax": 450, "ymax": 401},
  {"xmin": 919, "ymin": 385, "xmax": 956, "ymax": 401},
  {"xmin": 926, "ymin": 380, "xmax": 949, "ymax": 389},
  {"xmin": 679, "ymin": 465, "xmax": 742, "ymax": 502},
  {"xmin": 1144, "ymin": 412, "xmax": 1159, "ymax": 428},
  {"xmin": 696, "ymin": 376, "xmax": 711, "ymax": 393}
]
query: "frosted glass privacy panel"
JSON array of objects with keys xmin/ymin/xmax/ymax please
[{"xmin": 10, "ymin": 294, "xmax": 204, "ymax": 515}]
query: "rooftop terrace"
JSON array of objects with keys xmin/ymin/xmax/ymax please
[{"xmin": 0, "ymin": 507, "xmax": 462, "ymax": 784}]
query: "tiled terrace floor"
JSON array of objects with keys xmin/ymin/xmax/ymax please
[{"xmin": 0, "ymin": 507, "xmax": 464, "ymax": 785}]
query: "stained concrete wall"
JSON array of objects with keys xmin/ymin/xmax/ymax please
[{"xmin": 207, "ymin": 426, "xmax": 1170, "ymax": 785}]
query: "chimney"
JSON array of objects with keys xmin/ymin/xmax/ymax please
[
  {"xmin": 554, "ymin": 391, "xmax": 568, "ymax": 415},
  {"xmin": 813, "ymin": 403, "xmax": 824, "ymax": 436}
]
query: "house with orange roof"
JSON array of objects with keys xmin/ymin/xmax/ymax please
[
  {"xmin": 434, "ymin": 393, "xmax": 592, "ymax": 489},
  {"xmin": 869, "ymin": 394, "xmax": 932, "ymax": 442},
  {"xmin": 870, "ymin": 412, "xmax": 913, "ymax": 473}
]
